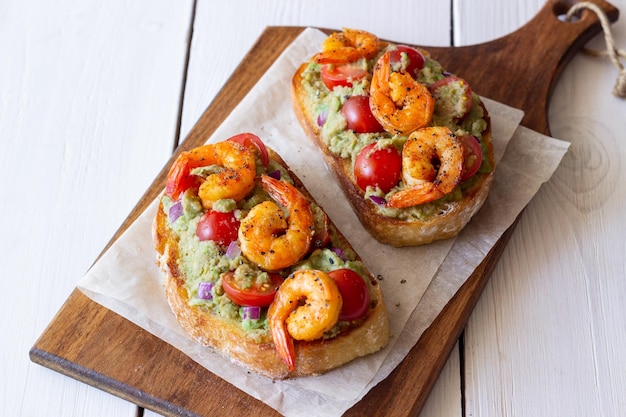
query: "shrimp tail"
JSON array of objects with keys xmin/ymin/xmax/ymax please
[
  {"xmin": 260, "ymin": 174, "xmax": 292, "ymax": 206},
  {"xmin": 260, "ymin": 174, "xmax": 314, "ymax": 210},
  {"xmin": 271, "ymin": 319, "xmax": 296, "ymax": 371},
  {"xmin": 386, "ymin": 182, "xmax": 444, "ymax": 208}
]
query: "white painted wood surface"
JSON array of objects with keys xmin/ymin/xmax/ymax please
[
  {"xmin": 2, "ymin": 0, "xmax": 192, "ymax": 415},
  {"xmin": 460, "ymin": 2, "xmax": 626, "ymax": 417},
  {"xmin": 2, "ymin": 0, "xmax": 625, "ymax": 416}
]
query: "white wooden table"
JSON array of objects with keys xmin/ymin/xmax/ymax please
[{"xmin": 3, "ymin": 0, "xmax": 625, "ymax": 415}]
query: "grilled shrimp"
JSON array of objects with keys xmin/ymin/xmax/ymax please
[
  {"xmin": 387, "ymin": 126, "xmax": 464, "ymax": 208},
  {"xmin": 165, "ymin": 140, "xmax": 256, "ymax": 209},
  {"xmin": 268, "ymin": 270, "xmax": 342, "ymax": 371},
  {"xmin": 369, "ymin": 51, "xmax": 434, "ymax": 135},
  {"xmin": 314, "ymin": 28, "xmax": 380, "ymax": 64},
  {"xmin": 238, "ymin": 175, "xmax": 315, "ymax": 271}
]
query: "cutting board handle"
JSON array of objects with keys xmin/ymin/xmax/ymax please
[
  {"xmin": 430, "ymin": 0, "xmax": 619, "ymax": 134},
  {"xmin": 550, "ymin": 0, "xmax": 617, "ymax": 19}
]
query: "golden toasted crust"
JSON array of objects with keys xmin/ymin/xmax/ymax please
[
  {"xmin": 152, "ymin": 150, "xmax": 389, "ymax": 379},
  {"xmin": 291, "ymin": 63, "xmax": 495, "ymax": 247}
]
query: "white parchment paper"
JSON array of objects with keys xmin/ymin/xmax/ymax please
[{"xmin": 78, "ymin": 28, "xmax": 570, "ymax": 416}]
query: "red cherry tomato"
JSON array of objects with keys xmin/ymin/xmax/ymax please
[
  {"xmin": 221, "ymin": 271, "xmax": 284, "ymax": 307},
  {"xmin": 354, "ymin": 143, "xmax": 402, "ymax": 193},
  {"xmin": 459, "ymin": 135, "xmax": 483, "ymax": 181},
  {"xmin": 429, "ymin": 75, "xmax": 473, "ymax": 120},
  {"xmin": 196, "ymin": 210, "xmax": 240, "ymax": 247},
  {"xmin": 320, "ymin": 64, "xmax": 368, "ymax": 89},
  {"xmin": 328, "ymin": 269, "xmax": 370, "ymax": 321},
  {"xmin": 341, "ymin": 96, "xmax": 385, "ymax": 133},
  {"xmin": 228, "ymin": 133, "xmax": 269, "ymax": 167},
  {"xmin": 389, "ymin": 45, "xmax": 425, "ymax": 78}
]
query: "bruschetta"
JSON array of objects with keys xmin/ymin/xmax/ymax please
[
  {"xmin": 152, "ymin": 133, "xmax": 389, "ymax": 379},
  {"xmin": 291, "ymin": 28, "xmax": 494, "ymax": 246}
]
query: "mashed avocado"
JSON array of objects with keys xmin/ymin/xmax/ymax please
[{"xmin": 300, "ymin": 43, "xmax": 491, "ymax": 221}]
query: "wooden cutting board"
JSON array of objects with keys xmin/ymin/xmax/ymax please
[{"xmin": 30, "ymin": 1, "xmax": 618, "ymax": 416}]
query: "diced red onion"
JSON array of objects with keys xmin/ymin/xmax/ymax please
[
  {"xmin": 198, "ymin": 282, "xmax": 213, "ymax": 300},
  {"xmin": 268, "ymin": 169, "xmax": 281, "ymax": 180},
  {"xmin": 225, "ymin": 241, "xmax": 241, "ymax": 259},
  {"xmin": 369, "ymin": 195, "xmax": 386, "ymax": 205},
  {"xmin": 317, "ymin": 109, "xmax": 328, "ymax": 126},
  {"xmin": 169, "ymin": 200, "xmax": 183, "ymax": 223},
  {"xmin": 242, "ymin": 306, "xmax": 261, "ymax": 320},
  {"xmin": 331, "ymin": 247, "xmax": 348, "ymax": 262}
]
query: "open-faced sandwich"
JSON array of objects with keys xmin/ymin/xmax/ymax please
[
  {"xmin": 152, "ymin": 133, "xmax": 389, "ymax": 379},
  {"xmin": 291, "ymin": 28, "xmax": 494, "ymax": 246}
]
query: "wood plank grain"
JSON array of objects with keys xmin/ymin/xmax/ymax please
[
  {"xmin": 2, "ymin": 1, "xmax": 193, "ymax": 416},
  {"xmin": 30, "ymin": 1, "xmax": 619, "ymax": 416},
  {"xmin": 31, "ymin": 289, "xmax": 279, "ymax": 416},
  {"xmin": 178, "ymin": 0, "xmax": 451, "ymax": 139},
  {"xmin": 464, "ymin": 0, "xmax": 626, "ymax": 413}
]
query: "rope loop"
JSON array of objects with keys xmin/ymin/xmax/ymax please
[{"xmin": 566, "ymin": 1, "xmax": 626, "ymax": 98}]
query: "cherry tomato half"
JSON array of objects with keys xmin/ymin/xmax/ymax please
[
  {"xmin": 459, "ymin": 134, "xmax": 483, "ymax": 181},
  {"xmin": 429, "ymin": 75, "xmax": 473, "ymax": 120},
  {"xmin": 221, "ymin": 271, "xmax": 284, "ymax": 307},
  {"xmin": 320, "ymin": 64, "xmax": 368, "ymax": 90},
  {"xmin": 341, "ymin": 96, "xmax": 384, "ymax": 133},
  {"xmin": 328, "ymin": 269, "xmax": 370, "ymax": 321},
  {"xmin": 389, "ymin": 45, "xmax": 425, "ymax": 78},
  {"xmin": 354, "ymin": 142, "xmax": 402, "ymax": 193},
  {"xmin": 228, "ymin": 133, "xmax": 269, "ymax": 168},
  {"xmin": 196, "ymin": 210, "xmax": 240, "ymax": 247}
]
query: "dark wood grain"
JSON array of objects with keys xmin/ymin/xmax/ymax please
[{"xmin": 30, "ymin": 1, "xmax": 618, "ymax": 416}]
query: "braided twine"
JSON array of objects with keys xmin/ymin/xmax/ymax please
[{"xmin": 566, "ymin": 1, "xmax": 626, "ymax": 98}]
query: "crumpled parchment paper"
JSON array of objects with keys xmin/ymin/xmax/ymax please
[{"xmin": 78, "ymin": 28, "xmax": 570, "ymax": 417}]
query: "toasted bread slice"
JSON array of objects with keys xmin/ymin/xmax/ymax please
[
  {"xmin": 153, "ymin": 141, "xmax": 389, "ymax": 379},
  {"xmin": 291, "ymin": 31, "xmax": 495, "ymax": 247}
]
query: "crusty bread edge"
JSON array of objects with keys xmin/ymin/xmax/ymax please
[
  {"xmin": 152, "ymin": 150, "xmax": 390, "ymax": 380},
  {"xmin": 291, "ymin": 63, "xmax": 496, "ymax": 247}
]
